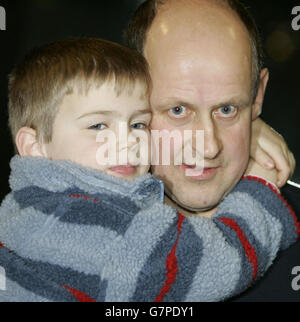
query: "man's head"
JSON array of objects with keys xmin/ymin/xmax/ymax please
[
  {"xmin": 124, "ymin": 0, "xmax": 269, "ymax": 212},
  {"xmin": 9, "ymin": 38, "xmax": 152, "ymax": 180},
  {"xmin": 125, "ymin": 0, "xmax": 263, "ymax": 98}
]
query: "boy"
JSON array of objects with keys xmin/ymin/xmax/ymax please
[{"xmin": 0, "ymin": 38, "xmax": 298, "ymax": 302}]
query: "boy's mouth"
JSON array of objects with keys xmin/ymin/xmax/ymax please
[{"xmin": 108, "ymin": 165, "xmax": 137, "ymax": 176}]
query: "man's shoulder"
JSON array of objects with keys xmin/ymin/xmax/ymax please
[{"xmin": 229, "ymin": 180, "xmax": 300, "ymax": 302}]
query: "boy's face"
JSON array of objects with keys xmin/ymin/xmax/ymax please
[{"xmin": 43, "ymin": 80, "xmax": 151, "ymax": 180}]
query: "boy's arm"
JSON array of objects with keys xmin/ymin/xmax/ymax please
[
  {"xmin": 214, "ymin": 175, "xmax": 300, "ymax": 252},
  {"xmin": 120, "ymin": 176, "xmax": 300, "ymax": 302},
  {"xmin": 171, "ymin": 176, "xmax": 300, "ymax": 302},
  {"xmin": 245, "ymin": 157, "xmax": 279, "ymax": 191},
  {"xmin": 211, "ymin": 175, "xmax": 299, "ymax": 293}
]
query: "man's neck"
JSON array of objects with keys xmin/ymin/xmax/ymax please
[{"xmin": 164, "ymin": 195, "xmax": 217, "ymax": 219}]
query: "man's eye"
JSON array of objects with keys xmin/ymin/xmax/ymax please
[
  {"xmin": 168, "ymin": 106, "xmax": 187, "ymax": 118},
  {"xmin": 218, "ymin": 105, "xmax": 237, "ymax": 117},
  {"xmin": 88, "ymin": 123, "xmax": 107, "ymax": 130},
  {"xmin": 130, "ymin": 122, "xmax": 147, "ymax": 129}
]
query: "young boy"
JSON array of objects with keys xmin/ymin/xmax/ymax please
[{"xmin": 0, "ymin": 38, "xmax": 298, "ymax": 302}]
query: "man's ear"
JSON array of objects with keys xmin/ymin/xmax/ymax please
[
  {"xmin": 15, "ymin": 127, "xmax": 46, "ymax": 157},
  {"xmin": 252, "ymin": 68, "xmax": 269, "ymax": 120}
]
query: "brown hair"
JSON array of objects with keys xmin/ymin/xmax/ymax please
[
  {"xmin": 8, "ymin": 37, "xmax": 151, "ymax": 145},
  {"xmin": 123, "ymin": 0, "xmax": 263, "ymax": 98}
]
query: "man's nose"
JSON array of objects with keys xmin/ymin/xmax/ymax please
[
  {"xmin": 193, "ymin": 120, "xmax": 222, "ymax": 160},
  {"xmin": 204, "ymin": 122, "xmax": 222, "ymax": 160}
]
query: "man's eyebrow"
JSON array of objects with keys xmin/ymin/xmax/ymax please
[
  {"xmin": 154, "ymin": 100, "xmax": 197, "ymax": 110},
  {"xmin": 212, "ymin": 97, "xmax": 252, "ymax": 108},
  {"xmin": 155, "ymin": 97, "xmax": 251, "ymax": 110}
]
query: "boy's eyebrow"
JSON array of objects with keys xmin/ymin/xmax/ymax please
[
  {"xmin": 77, "ymin": 109, "xmax": 151, "ymax": 120},
  {"xmin": 76, "ymin": 110, "xmax": 115, "ymax": 120}
]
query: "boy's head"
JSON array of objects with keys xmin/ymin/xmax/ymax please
[{"xmin": 8, "ymin": 38, "xmax": 152, "ymax": 180}]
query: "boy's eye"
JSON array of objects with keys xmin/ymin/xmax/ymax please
[
  {"xmin": 130, "ymin": 122, "xmax": 147, "ymax": 129},
  {"xmin": 168, "ymin": 106, "xmax": 188, "ymax": 118},
  {"xmin": 88, "ymin": 123, "xmax": 107, "ymax": 130}
]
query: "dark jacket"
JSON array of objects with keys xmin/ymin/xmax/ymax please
[{"xmin": 230, "ymin": 181, "xmax": 300, "ymax": 302}]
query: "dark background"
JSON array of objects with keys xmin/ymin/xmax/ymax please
[{"xmin": 0, "ymin": 0, "xmax": 299, "ymax": 200}]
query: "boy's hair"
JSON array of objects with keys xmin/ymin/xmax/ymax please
[{"xmin": 8, "ymin": 37, "xmax": 151, "ymax": 146}]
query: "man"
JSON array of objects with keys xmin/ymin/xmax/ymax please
[{"xmin": 124, "ymin": 0, "xmax": 300, "ymax": 301}]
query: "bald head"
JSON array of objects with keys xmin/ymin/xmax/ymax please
[
  {"xmin": 144, "ymin": 0, "xmax": 253, "ymax": 98},
  {"xmin": 124, "ymin": 0, "xmax": 262, "ymax": 98}
]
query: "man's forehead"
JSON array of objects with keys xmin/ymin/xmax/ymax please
[
  {"xmin": 151, "ymin": 78, "xmax": 252, "ymax": 109},
  {"xmin": 146, "ymin": 31, "xmax": 252, "ymax": 100}
]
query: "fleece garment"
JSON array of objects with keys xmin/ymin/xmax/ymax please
[{"xmin": 0, "ymin": 156, "xmax": 299, "ymax": 302}]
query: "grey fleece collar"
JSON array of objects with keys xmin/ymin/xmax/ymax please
[{"xmin": 9, "ymin": 156, "xmax": 164, "ymax": 207}]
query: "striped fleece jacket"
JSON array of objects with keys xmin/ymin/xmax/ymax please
[{"xmin": 0, "ymin": 156, "xmax": 299, "ymax": 302}]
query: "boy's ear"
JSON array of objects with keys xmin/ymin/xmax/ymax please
[
  {"xmin": 15, "ymin": 127, "xmax": 46, "ymax": 157},
  {"xmin": 252, "ymin": 68, "xmax": 269, "ymax": 120}
]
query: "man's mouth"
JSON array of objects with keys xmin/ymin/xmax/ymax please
[
  {"xmin": 108, "ymin": 165, "xmax": 137, "ymax": 176},
  {"xmin": 181, "ymin": 163, "xmax": 219, "ymax": 180}
]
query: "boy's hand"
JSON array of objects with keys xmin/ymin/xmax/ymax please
[
  {"xmin": 251, "ymin": 118, "xmax": 296, "ymax": 187},
  {"xmin": 245, "ymin": 158, "xmax": 278, "ymax": 188}
]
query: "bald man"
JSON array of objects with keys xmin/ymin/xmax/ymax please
[{"xmin": 125, "ymin": 0, "xmax": 300, "ymax": 301}]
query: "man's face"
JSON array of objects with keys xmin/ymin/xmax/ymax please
[{"xmin": 145, "ymin": 0, "xmax": 260, "ymax": 212}]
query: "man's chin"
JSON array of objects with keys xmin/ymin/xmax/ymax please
[{"xmin": 165, "ymin": 189, "xmax": 220, "ymax": 214}]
